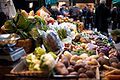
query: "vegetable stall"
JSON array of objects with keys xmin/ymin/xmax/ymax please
[{"xmin": 0, "ymin": 7, "xmax": 120, "ymax": 80}]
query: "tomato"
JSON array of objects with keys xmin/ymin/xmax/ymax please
[{"xmin": 36, "ymin": 10, "xmax": 40, "ymax": 16}]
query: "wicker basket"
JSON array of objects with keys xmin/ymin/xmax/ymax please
[
  {"xmin": 16, "ymin": 39, "xmax": 34, "ymax": 53},
  {"xmin": 10, "ymin": 59, "xmax": 50, "ymax": 77}
]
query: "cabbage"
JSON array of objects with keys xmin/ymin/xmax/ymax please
[{"xmin": 40, "ymin": 53, "xmax": 55, "ymax": 71}]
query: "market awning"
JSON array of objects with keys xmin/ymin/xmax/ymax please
[
  {"xmin": 45, "ymin": 0, "xmax": 58, "ymax": 5},
  {"xmin": 76, "ymin": 0, "xmax": 95, "ymax": 3},
  {"xmin": 58, "ymin": 0, "xmax": 69, "ymax": 2},
  {"xmin": 112, "ymin": 0, "xmax": 120, "ymax": 7}
]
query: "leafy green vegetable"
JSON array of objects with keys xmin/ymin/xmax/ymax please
[
  {"xmin": 72, "ymin": 49, "xmax": 86, "ymax": 55},
  {"xmin": 57, "ymin": 29, "xmax": 67, "ymax": 40},
  {"xmin": 87, "ymin": 50, "xmax": 96, "ymax": 56}
]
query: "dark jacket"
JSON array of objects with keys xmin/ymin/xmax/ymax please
[
  {"xmin": 111, "ymin": 8, "xmax": 118, "ymax": 21},
  {"xmin": 95, "ymin": 4, "xmax": 110, "ymax": 33}
]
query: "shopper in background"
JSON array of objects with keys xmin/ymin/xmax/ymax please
[
  {"xmin": 82, "ymin": 5, "xmax": 88, "ymax": 29},
  {"xmin": 52, "ymin": 2, "xmax": 61, "ymax": 19},
  {"xmin": 95, "ymin": 0, "xmax": 110, "ymax": 36},
  {"xmin": 86, "ymin": 5, "xmax": 94, "ymax": 30},
  {"xmin": 13, "ymin": 0, "xmax": 29, "ymax": 12},
  {"xmin": 111, "ymin": 6, "xmax": 118, "ymax": 30},
  {"xmin": 117, "ymin": 7, "xmax": 120, "ymax": 29},
  {"xmin": 47, "ymin": 4, "xmax": 54, "ymax": 17},
  {"xmin": 60, "ymin": 4, "xmax": 69, "ymax": 17},
  {"xmin": 69, "ymin": 4, "xmax": 80, "ymax": 21}
]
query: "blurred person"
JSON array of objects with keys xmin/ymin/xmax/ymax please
[
  {"xmin": 86, "ymin": 6, "xmax": 94, "ymax": 29},
  {"xmin": 82, "ymin": 6, "xmax": 88, "ymax": 17},
  {"xmin": 118, "ymin": 7, "xmax": 120, "ymax": 29},
  {"xmin": 69, "ymin": 4, "xmax": 80, "ymax": 21},
  {"xmin": 60, "ymin": 4, "xmax": 69, "ymax": 17},
  {"xmin": 47, "ymin": 4, "xmax": 61, "ymax": 20},
  {"xmin": 82, "ymin": 5, "xmax": 89, "ymax": 29},
  {"xmin": 95, "ymin": 0, "xmax": 110, "ymax": 36},
  {"xmin": 47, "ymin": 4, "xmax": 54, "ymax": 17},
  {"xmin": 52, "ymin": 2, "xmax": 61, "ymax": 19},
  {"xmin": 111, "ymin": 6, "xmax": 118, "ymax": 30},
  {"xmin": 13, "ymin": 0, "xmax": 29, "ymax": 12}
]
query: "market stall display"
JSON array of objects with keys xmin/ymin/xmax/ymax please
[
  {"xmin": 1, "ymin": 9, "xmax": 48, "ymax": 53},
  {"xmin": 11, "ymin": 47, "xmax": 57, "ymax": 76},
  {"xmin": 0, "ymin": 8, "xmax": 120, "ymax": 80},
  {"xmin": 54, "ymin": 50, "xmax": 100, "ymax": 79}
]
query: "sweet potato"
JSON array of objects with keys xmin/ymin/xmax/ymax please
[
  {"xmin": 61, "ymin": 55, "xmax": 70, "ymax": 67},
  {"xmin": 55, "ymin": 61, "xmax": 69, "ymax": 75},
  {"xmin": 105, "ymin": 69, "xmax": 120, "ymax": 76},
  {"xmin": 106, "ymin": 75, "xmax": 120, "ymax": 80}
]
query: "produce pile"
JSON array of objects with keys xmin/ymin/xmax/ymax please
[
  {"xmin": 1, "ymin": 10, "xmax": 48, "ymax": 39},
  {"xmin": 57, "ymin": 16, "xmax": 84, "ymax": 32},
  {"xmin": 1, "ymin": 9, "xmax": 120, "ymax": 79},
  {"xmin": 26, "ymin": 47, "xmax": 57, "ymax": 71},
  {"xmin": 55, "ymin": 51, "xmax": 99, "ymax": 78},
  {"xmin": 62, "ymin": 30, "xmax": 120, "ymax": 79}
]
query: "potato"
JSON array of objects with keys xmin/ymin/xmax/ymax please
[
  {"xmin": 97, "ymin": 57, "xmax": 110, "ymax": 66},
  {"xmin": 70, "ymin": 55, "xmax": 80, "ymax": 63},
  {"xmin": 86, "ymin": 70, "xmax": 95, "ymax": 78},
  {"xmin": 76, "ymin": 59, "xmax": 83, "ymax": 64},
  {"xmin": 85, "ymin": 65, "xmax": 91, "ymax": 70},
  {"xmin": 109, "ymin": 57, "xmax": 119, "ymax": 63},
  {"xmin": 78, "ymin": 68, "xmax": 86, "ymax": 74},
  {"xmin": 55, "ymin": 61, "xmax": 69, "ymax": 75},
  {"xmin": 79, "ymin": 73, "xmax": 88, "ymax": 78},
  {"xmin": 70, "ymin": 61, "xmax": 76, "ymax": 66},
  {"xmin": 74, "ymin": 63, "xmax": 85, "ymax": 71},
  {"xmin": 111, "ymin": 62, "xmax": 118, "ymax": 68},
  {"xmin": 69, "ymin": 72, "xmax": 78, "ymax": 75},
  {"xmin": 117, "ymin": 62, "xmax": 120, "ymax": 69},
  {"xmin": 87, "ymin": 59, "xmax": 98, "ymax": 65},
  {"xmin": 67, "ymin": 66, "xmax": 74, "ymax": 72},
  {"xmin": 61, "ymin": 55, "xmax": 70, "ymax": 67},
  {"xmin": 63, "ymin": 51, "xmax": 72, "ymax": 61},
  {"xmin": 79, "ymin": 53, "xmax": 88, "ymax": 59}
]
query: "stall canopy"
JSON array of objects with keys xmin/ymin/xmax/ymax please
[
  {"xmin": 112, "ymin": 0, "xmax": 120, "ymax": 7},
  {"xmin": 45, "ymin": 0, "xmax": 58, "ymax": 5},
  {"xmin": 76, "ymin": 0, "xmax": 95, "ymax": 3}
]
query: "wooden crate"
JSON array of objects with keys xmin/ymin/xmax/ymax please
[
  {"xmin": 54, "ymin": 50, "xmax": 100, "ymax": 80},
  {"xmin": 10, "ymin": 59, "xmax": 49, "ymax": 77}
]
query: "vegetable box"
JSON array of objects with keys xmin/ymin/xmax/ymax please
[
  {"xmin": 10, "ymin": 59, "xmax": 50, "ymax": 77},
  {"xmin": 53, "ymin": 50, "xmax": 100, "ymax": 80}
]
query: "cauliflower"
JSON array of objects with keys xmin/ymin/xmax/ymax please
[
  {"xmin": 40, "ymin": 53, "xmax": 56, "ymax": 71},
  {"xmin": 26, "ymin": 53, "xmax": 41, "ymax": 71},
  {"xmin": 33, "ymin": 63, "xmax": 41, "ymax": 71},
  {"xmin": 34, "ymin": 47, "xmax": 46, "ymax": 59},
  {"xmin": 26, "ymin": 53, "xmax": 38, "ymax": 63}
]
